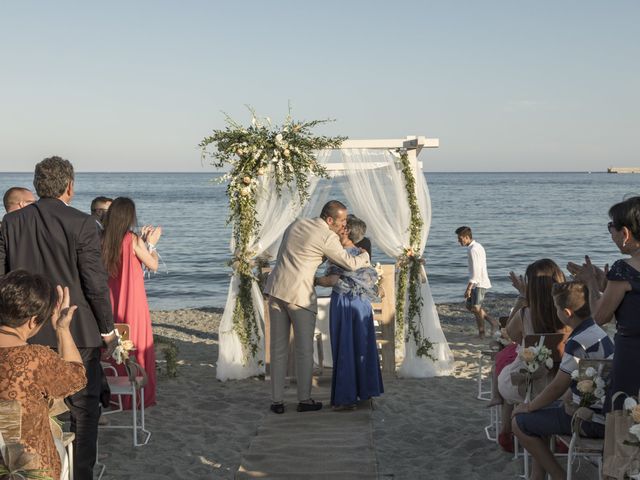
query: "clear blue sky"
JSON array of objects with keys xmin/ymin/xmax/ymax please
[{"xmin": 1, "ymin": 1, "xmax": 638, "ymax": 172}]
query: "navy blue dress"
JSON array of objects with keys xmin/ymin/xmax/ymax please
[
  {"xmin": 327, "ymin": 246, "xmax": 384, "ymax": 407},
  {"xmin": 606, "ymin": 259, "xmax": 640, "ymax": 410}
]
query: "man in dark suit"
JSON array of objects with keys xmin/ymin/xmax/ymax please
[{"xmin": 0, "ymin": 156, "xmax": 116, "ymax": 480}]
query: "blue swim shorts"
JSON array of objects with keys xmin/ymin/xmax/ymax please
[{"xmin": 465, "ymin": 287, "xmax": 486, "ymax": 308}]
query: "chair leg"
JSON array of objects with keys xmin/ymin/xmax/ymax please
[
  {"xmin": 132, "ymin": 386, "xmax": 138, "ymax": 447},
  {"xmin": 134, "ymin": 386, "xmax": 151, "ymax": 447},
  {"xmin": 67, "ymin": 440, "xmax": 73, "ymax": 480},
  {"xmin": 566, "ymin": 434, "xmax": 577, "ymax": 480}
]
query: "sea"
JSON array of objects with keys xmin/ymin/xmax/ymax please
[{"xmin": 1, "ymin": 171, "xmax": 638, "ymax": 310}]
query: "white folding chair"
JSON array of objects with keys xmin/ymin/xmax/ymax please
[{"xmin": 101, "ymin": 356, "xmax": 151, "ymax": 447}]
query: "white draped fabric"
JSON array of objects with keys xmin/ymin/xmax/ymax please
[
  {"xmin": 340, "ymin": 149, "xmax": 454, "ymax": 377},
  {"xmin": 216, "ymin": 151, "xmax": 330, "ymax": 380}
]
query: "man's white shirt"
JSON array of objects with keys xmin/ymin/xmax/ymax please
[{"xmin": 467, "ymin": 240, "xmax": 491, "ymax": 289}]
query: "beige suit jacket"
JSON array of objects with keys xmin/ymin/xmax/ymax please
[{"xmin": 264, "ymin": 217, "xmax": 370, "ymax": 313}]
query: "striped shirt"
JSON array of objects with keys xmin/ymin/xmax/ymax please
[{"xmin": 560, "ymin": 318, "xmax": 615, "ymax": 421}]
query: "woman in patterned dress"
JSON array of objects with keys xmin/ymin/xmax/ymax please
[{"xmin": 0, "ymin": 270, "xmax": 86, "ymax": 480}]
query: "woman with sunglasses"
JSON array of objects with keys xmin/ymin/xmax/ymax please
[{"xmin": 572, "ymin": 195, "xmax": 640, "ymax": 411}]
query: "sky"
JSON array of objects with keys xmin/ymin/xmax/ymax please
[{"xmin": 0, "ymin": 1, "xmax": 638, "ymax": 172}]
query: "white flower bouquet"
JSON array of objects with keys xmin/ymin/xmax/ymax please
[
  {"xmin": 112, "ymin": 336, "xmax": 135, "ymax": 365},
  {"xmin": 493, "ymin": 328, "xmax": 511, "ymax": 348},
  {"xmin": 519, "ymin": 344, "xmax": 554, "ymax": 374},
  {"xmin": 570, "ymin": 365, "xmax": 607, "ymax": 408},
  {"xmin": 622, "ymin": 397, "xmax": 640, "ymax": 446}
]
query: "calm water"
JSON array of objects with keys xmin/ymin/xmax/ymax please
[{"xmin": 1, "ymin": 172, "xmax": 638, "ymax": 310}]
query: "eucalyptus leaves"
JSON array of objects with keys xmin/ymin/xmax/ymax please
[
  {"xmin": 395, "ymin": 150, "xmax": 435, "ymax": 361},
  {"xmin": 199, "ymin": 109, "xmax": 345, "ymax": 362}
]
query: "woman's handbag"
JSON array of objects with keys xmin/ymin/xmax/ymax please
[{"xmin": 603, "ymin": 393, "xmax": 640, "ymax": 479}]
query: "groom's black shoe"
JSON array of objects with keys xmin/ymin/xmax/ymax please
[
  {"xmin": 270, "ymin": 403, "xmax": 285, "ymax": 414},
  {"xmin": 297, "ymin": 399, "xmax": 322, "ymax": 412}
]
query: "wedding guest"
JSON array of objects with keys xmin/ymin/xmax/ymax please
[
  {"xmin": 348, "ymin": 214, "xmax": 372, "ymax": 260},
  {"xmin": 90, "ymin": 196, "xmax": 113, "ymax": 228},
  {"xmin": 573, "ymin": 195, "xmax": 640, "ymax": 411},
  {"xmin": 0, "ymin": 271, "xmax": 87, "ymax": 480},
  {"xmin": 512, "ymin": 281, "xmax": 614, "ymax": 480},
  {"xmin": 315, "ymin": 215, "xmax": 383, "ymax": 409},
  {"xmin": 493, "ymin": 259, "xmax": 570, "ymax": 452},
  {"xmin": 0, "ymin": 156, "xmax": 116, "ymax": 480},
  {"xmin": 101, "ymin": 197, "xmax": 160, "ymax": 408},
  {"xmin": 3, "ymin": 186, "xmax": 35, "ymax": 213},
  {"xmin": 455, "ymin": 226, "xmax": 498, "ymax": 337},
  {"xmin": 264, "ymin": 200, "xmax": 370, "ymax": 414}
]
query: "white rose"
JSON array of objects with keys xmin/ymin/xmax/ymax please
[
  {"xmin": 545, "ymin": 357, "xmax": 554, "ymax": 369},
  {"xmin": 271, "ymin": 157, "xmax": 278, "ymax": 163},
  {"xmin": 527, "ymin": 362, "xmax": 539, "ymax": 373},
  {"xmin": 595, "ymin": 377, "xmax": 605, "ymax": 389},
  {"xmin": 240, "ymin": 186, "xmax": 251, "ymax": 196},
  {"xmin": 585, "ymin": 367, "xmax": 597, "ymax": 378},
  {"xmin": 625, "ymin": 397, "xmax": 638, "ymax": 411},
  {"xmin": 275, "ymin": 133, "xmax": 283, "ymax": 143},
  {"xmin": 571, "ymin": 370, "xmax": 579, "ymax": 380},
  {"xmin": 594, "ymin": 388, "xmax": 606, "ymax": 399},
  {"xmin": 630, "ymin": 424, "xmax": 640, "ymax": 442}
]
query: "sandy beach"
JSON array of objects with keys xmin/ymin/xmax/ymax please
[{"xmin": 97, "ymin": 294, "xmax": 601, "ymax": 480}]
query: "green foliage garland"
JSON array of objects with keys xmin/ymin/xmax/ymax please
[
  {"xmin": 199, "ymin": 109, "xmax": 346, "ymax": 362},
  {"xmin": 395, "ymin": 151, "xmax": 435, "ymax": 361}
]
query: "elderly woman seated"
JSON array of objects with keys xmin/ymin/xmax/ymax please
[{"xmin": 0, "ymin": 270, "xmax": 86, "ymax": 480}]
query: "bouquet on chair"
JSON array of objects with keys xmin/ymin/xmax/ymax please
[
  {"xmin": 112, "ymin": 331, "xmax": 135, "ymax": 365},
  {"xmin": 511, "ymin": 340, "xmax": 553, "ymax": 402},
  {"xmin": 570, "ymin": 365, "xmax": 607, "ymax": 408},
  {"xmin": 492, "ymin": 328, "xmax": 511, "ymax": 349},
  {"xmin": 603, "ymin": 392, "xmax": 640, "ymax": 479}
]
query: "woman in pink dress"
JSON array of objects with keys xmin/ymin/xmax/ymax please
[{"xmin": 101, "ymin": 197, "xmax": 161, "ymax": 408}]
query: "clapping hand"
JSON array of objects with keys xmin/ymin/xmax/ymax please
[
  {"xmin": 141, "ymin": 225, "xmax": 162, "ymax": 245},
  {"xmin": 50, "ymin": 286, "xmax": 78, "ymax": 332},
  {"xmin": 509, "ymin": 271, "xmax": 526, "ymax": 296},
  {"xmin": 567, "ymin": 256, "xmax": 608, "ymax": 291}
]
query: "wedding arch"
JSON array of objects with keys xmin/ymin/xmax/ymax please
[{"xmin": 200, "ymin": 115, "xmax": 455, "ymax": 381}]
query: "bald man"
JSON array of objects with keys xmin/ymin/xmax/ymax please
[{"xmin": 3, "ymin": 187, "xmax": 36, "ymax": 213}]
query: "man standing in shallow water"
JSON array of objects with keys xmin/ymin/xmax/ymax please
[{"xmin": 456, "ymin": 226, "xmax": 498, "ymax": 337}]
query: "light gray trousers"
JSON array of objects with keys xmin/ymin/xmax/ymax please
[{"xmin": 268, "ymin": 297, "xmax": 316, "ymax": 403}]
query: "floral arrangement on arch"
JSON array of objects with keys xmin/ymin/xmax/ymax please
[
  {"xmin": 199, "ymin": 108, "xmax": 345, "ymax": 362},
  {"xmin": 394, "ymin": 151, "xmax": 434, "ymax": 361}
]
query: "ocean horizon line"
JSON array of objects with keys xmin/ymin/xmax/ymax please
[{"xmin": 0, "ymin": 170, "xmax": 612, "ymax": 174}]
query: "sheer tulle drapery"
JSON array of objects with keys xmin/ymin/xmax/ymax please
[
  {"xmin": 216, "ymin": 151, "xmax": 330, "ymax": 381},
  {"xmin": 340, "ymin": 149, "xmax": 454, "ymax": 377}
]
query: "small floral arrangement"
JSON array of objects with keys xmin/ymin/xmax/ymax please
[
  {"xmin": 112, "ymin": 335, "xmax": 135, "ymax": 365},
  {"xmin": 622, "ymin": 396, "xmax": 640, "ymax": 446},
  {"xmin": 519, "ymin": 344, "xmax": 553, "ymax": 373},
  {"xmin": 493, "ymin": 328, "xmax": 511, "ymax": 348},
  {"xmin": 570, "ymin": 365, "xmax": 607, "ymax": 407}
]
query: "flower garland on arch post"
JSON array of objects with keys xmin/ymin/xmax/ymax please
[
  {"xmin": 395, "ymin": 150, "xmax": 435, "ymax": 361},
  {"xmin": 199, "ymin": 109, "xmax": 345, "ymax": 363}
]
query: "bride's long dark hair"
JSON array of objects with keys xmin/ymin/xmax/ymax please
[{"xmin": 101, "ymin": 197, "xmax": 138, "ymax": 277}]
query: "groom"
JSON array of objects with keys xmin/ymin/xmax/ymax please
[{"xmin": 264, "ymin": 200, "xmax": 370, "ymax": 413}]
